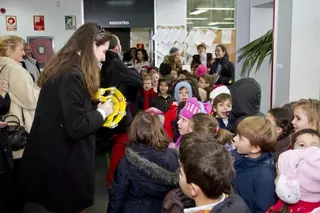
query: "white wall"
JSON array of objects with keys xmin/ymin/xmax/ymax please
[
  {"xmin": 0, "ymin": 0, "xmax": 83, "ymax": 52},
  {"xmin": 155, "ymin": 0, "xmax": 186, "ymax": 27},
  {"xmin": 249, "ymin": 6, "xmax": 273, "ymax": 113},
  {"xmin": 289, "ymin": 0, "xmax": 320, "ymax": 100}
]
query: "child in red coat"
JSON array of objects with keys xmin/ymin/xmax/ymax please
[{"xmin": 136, "ymin": 75, "xmax": 157, "ymax": 111}]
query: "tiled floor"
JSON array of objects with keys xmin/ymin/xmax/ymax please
[{"xmin": 87, "ymin": 152, "xmax": 109, "ymax": 213}]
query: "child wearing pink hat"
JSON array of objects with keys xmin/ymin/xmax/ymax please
[
  {"xmin": 169, "ymin": 97, "xmax": 212, "ymax": 148},
  {"xmin": 195, "ymin": 64, "xmax": 208, "ymax": 78},
  {"xmin": 267, "ymin": 146, "xmax": 320, "ymax": 213}
]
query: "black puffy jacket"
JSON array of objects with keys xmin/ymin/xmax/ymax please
[{"xmin": 107, "ymin": 143, "xmax": 179, "ymax": 213}]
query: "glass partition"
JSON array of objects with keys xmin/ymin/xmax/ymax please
[{"xmin": 187, "ymin": 0, "xmax": 235, "ymax": 31}]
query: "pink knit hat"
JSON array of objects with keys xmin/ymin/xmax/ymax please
[
  {"xmin": 195, "ymin": 64, "xmax": 208, "ymax": 78},
  {"xmin": 179, "ymin": 97, "xmax": 212, "ymax": 120},
  {"xmin": 277, "ymin": 146, "xmax": 320, "ymax": 203}
]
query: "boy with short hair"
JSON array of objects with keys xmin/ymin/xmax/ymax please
[
  {"xmin": 232, "ymin": 116, "xmax": 278, "ymax": 213},
  {"xmin": 197, "ymin": 44, "xmax": 206, "ymax": 55},
  {"xmin": 178, "ymin": 131, "xmax": 250, "ymax": 213}
]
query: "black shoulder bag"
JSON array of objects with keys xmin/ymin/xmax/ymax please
[{"xmin": 0, "ymin": 65, "xmax": 28, "ymax": 151}]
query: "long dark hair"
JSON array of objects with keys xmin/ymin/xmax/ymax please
[
  {"xmin": 216, "ymin": 44, "xmax": 229, "ymax": 59},
  {"xmin": 38, "ymin": 23, "xmax": 111, "ymax": 99},
  {"xmin": 137, "ymin": 48, "xmax": 149, "ymax": 62}
]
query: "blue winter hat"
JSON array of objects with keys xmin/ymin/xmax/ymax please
[{"xmin": 174, "ymin": 81, "xmax": 193, "ymax": 103}]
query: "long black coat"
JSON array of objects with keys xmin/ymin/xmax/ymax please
[
  {"xmin": 20, "ymin": 55, "xmax": 105, "ymax": 213},
  {"xmin": 97, "ymin": 51, "xmax": 142, "ymax": 148},
  {"xmin": 107, "ymin": 143, "xmax": 179, "ymax": 213}
]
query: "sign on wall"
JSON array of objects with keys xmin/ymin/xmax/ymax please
[
  {"xmin": 6, "ymin": 16, "xmax": 17, "ymax": 31},
  {"xmin": 33, "ymin": 15, "xmax": 45, "ymax": 31},
  {"xmin": 65, "ymin": 15, "xmax": 76, "ymax": 30},
  {"xmin": 27, "ymin": 36, "xmax": 54, "ymax": 69}
]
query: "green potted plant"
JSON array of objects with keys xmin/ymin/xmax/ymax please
[{"xmin": 237, "ymin": 30, "xmax": 273, "ymax": 76}]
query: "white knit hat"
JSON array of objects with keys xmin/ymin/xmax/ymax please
[{"xmin": 209, "ymin": 85, "xmax": 231, "ymax": 101}]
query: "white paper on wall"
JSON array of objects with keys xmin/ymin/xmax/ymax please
[
  {"xmin": 203, "ymin": 30, "xmax": 214, "ymax": 46},
  {"xmin": 162, "ymin": 29, "xmax": 171, "ymax": 44},
  {"xmin": 186, "ymin": 45, "xmax": 198, "ymax": 56},
  {"xmin": 193, "ymin": 30, "xmax": 203, "ymax": 45},
  {"xmin": 174, "ymin": 42, "xmax": 185, "ymax": 53},
  {"xmin": 182, "ymin": 65, "xmax": 191, "ymax": 72},
  {"xmin": 186, "ymin": 30, "xmax": 196, "ymax": 45},
  {"xmin": 206, "ymin": 44, "xmax": 217, "ymax": 54},
  {"xmin": 176, "ymin": 29, "xmax": 188, "ymax": 44},
  {"xmin": 222, "ymin": 29, "xmax": 232, "ymax": 44},
  {"xmin": 152, "ymin": 28, "xmax": 166, "ymax": 44},
  {"xmin": 157, "ymin": 42, "xmax": 174, "ymax": 56}
]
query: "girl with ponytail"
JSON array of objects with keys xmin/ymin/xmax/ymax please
[{"xmin": 189, "ymin": 113, "xmax": 234, "ymax": 151}]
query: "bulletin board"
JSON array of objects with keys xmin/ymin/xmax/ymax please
[
  {"xmin": 210, "ymin": 29, "xmax": 236, "ymax": 64},
  {"xmin": 152, "ymin": 27, "xmax": 236, "ymax": 66}
]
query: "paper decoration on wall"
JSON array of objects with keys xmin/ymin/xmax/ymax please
[
  {"xmin": 186, "ymin": 30, "xmax": 196, "ymax": 46},
  {"xmin": 152, "ymin": 28, "xmax": 166, "ymax": 44},
  {"xmin": 6, "ymin": 16, "xmax": 17, "ymax": 31},
  {"xmin": 65, "ymin": 15, "xmax": 76, "ymax": 30},
  {"xmin": 222, "ymin": 29, "xmax": 232, "ymax": 44},
  {"xmin": 33, "ymin": 15, "xmax": 45, "ymax": 31},
  {"xmin": 176, "ymin": 29, "xmax": 188, "ymax": 44},
  {"xmin": 27, "ymin": 36, "xmax": 54, "ymax": 69},
  {"xmin": 206, "ymin": 44, "xmax": 217, "ymax": 56}
]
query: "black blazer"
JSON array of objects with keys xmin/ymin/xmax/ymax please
[{"xmin": 20, "ymin": 55, "xmax": 105, "ymax": 213}]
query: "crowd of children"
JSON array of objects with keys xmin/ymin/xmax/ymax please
[{"xmin": 105, "ymin": 44, "xmax": 320, "ymax": 213}]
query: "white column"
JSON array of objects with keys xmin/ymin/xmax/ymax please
[{"xmin": 273, "ymin": 0, "xmax": 320, "ymax": 106}]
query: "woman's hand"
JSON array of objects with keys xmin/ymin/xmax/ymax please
[
  {"xmin": 0, "ymin": 78, "xmax": 8, "ymax": 97},
  {"xmin": 98, "ymin": 99, "xmax": 114, "ymax": 117}
]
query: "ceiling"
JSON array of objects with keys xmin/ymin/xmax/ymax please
[{"xmin": 187, "ymin": 0, "xmax": 235, "ymax": 30}]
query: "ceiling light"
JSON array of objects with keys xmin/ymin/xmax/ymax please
[
  {"xmin": 187, "ymin": 22, "xmax": 194, "ymax": 24},
  {"xmin": 106, "ymin": 0, "xmax": 134, "ymax": 6},
  {"xmin": 186, "ymin": 18, "xmax": 208, "ymax": 20},
  {"xmin": 224, "ymin": 17, "xmax": 235, "ymax": 20},
  {"xmin": 208, "ymin": 22, "xmax": 234, "ymax": 25},
  {"xmin": 197, "ymin": 8, "xmax": 235, "ymax": 11},
  {"xmin": 189, "ymin": 9, "xmax": 209, "ymax": 15}
]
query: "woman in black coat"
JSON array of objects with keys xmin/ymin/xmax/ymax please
[
  {"xmin": 20, "ymin": 23, "xmax": 114, "ymax": 213},
  {"xmin": 107, "ymin": 111, "xmax": 179, "ymax": 213},
  {"xmin": 209, "ymin": 44, "xmax": 235, "ymax": 86}
]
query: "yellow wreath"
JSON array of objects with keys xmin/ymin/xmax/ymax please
[{"xmin": 95, "ymin": 87, "xmax": 127, "ymax": 129}]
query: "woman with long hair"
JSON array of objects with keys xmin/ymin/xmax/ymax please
[
  {"xmin": 20, "ymin": 23, "xmax": 114, "ymax": 213},
  {"xmin": 134, "ymin": 48, "xmax": 150, "ymax": 73},
  {"xmin": 209, "ymin": 44, "xmax": 235, "ymax": 86}
]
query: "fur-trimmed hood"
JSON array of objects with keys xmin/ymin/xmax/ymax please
[{"xmin": 124, "ymin": 144, "xmax": 179, "ymax": 196}]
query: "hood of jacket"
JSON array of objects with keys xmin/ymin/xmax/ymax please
[
  {"xmin": 125, "ymin": 144, "xmax": 179, "ymax": 196},
  {"xmin": 232, "ymin": 150, "xmax": 274, "ymax": 173},
  {"xmin": 230, "ymin": 78, "xmax": 262, "ymax": 119}
]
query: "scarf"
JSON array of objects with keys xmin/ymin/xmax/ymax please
[{"xmin": 143, "ymin": 89, "xmax": 157, "ymax": 110}]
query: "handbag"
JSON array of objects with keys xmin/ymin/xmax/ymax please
[{"xmin": 3, "ymin": 113, "xmax": 28, "ymax": 151}]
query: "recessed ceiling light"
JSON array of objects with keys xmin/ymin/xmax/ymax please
[
  {"xmin": 189, "ymin": 9, "xmax": 209, "ymax": 15},
  {"xmin": 197, "ymin": 8, "xmax": 235, "ymax": 10},
  {"xmin": 186, "ymin": 18, "xmax": 208, "ymax": 20},
  {"xmin": 208, "ymin": 22, "xmax": 234, "ymax": 25}
]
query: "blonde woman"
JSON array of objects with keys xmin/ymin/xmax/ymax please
[{"xmin": 0, "ymin": 36, "xmax": 40, "ymax": 159}]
